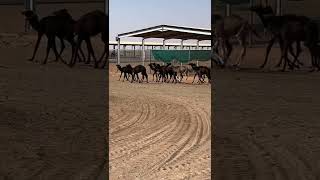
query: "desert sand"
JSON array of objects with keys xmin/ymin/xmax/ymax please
[
  {"xmin": 109, "ymin": 65, "xmax": 211, "ymax": 179},
  {"xmin": 2, "ymin": 31, "xmax": 320, "ymax": 180},
  {"xmin": 214, "ymin": 46, "xmax": 320, "ymax": 180},
  {"xmin": 0, "ymin": 35, "xmax": 107, "ymax": 179}
]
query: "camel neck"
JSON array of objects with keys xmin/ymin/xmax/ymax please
[
  {"xmin": 28, "ymin": 16, "xmax": 41, "ymax": 32},
  {"xmin": 256, "ymin": 12, "xmax": 274, "ymax": 27}
]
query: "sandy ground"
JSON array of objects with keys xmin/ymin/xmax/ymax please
[
  {"xmin": 214, "ymin": 46, "xmax": 320, "ymax": 180},
  {"xmin": 0, "ymin": 36, "xmax": 107, "ymax": 179},
  {"xmin": 3, "ymin": 31, "xmax": 320, "ymax": 180},
  {"xmin": 109, "ymin": 66, "xmax": 211, "ymax": 179}
]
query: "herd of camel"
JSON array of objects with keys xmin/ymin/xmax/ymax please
[
  {"xmin": 116, "ymin": 63, "xmax": 211, "ymax": 84},
  {"xmin": 22, "ymin": 4, "xmax": 320, "ymax": 84},
  {"xmin": 22, "ymin": 8, "xmax": 108, "ymax": 68},
  {"xmin": 213, "ymin": 5, "xmax": 320, "ymax": 72}
]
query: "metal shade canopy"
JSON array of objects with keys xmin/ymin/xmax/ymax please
[{"xmin": 117, "ymin": 25, "xmax": 211, "ymax": 41}]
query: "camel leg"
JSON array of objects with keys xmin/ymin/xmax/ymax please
[
  {"xmin": 52, "ymin": 38, "xmax": 61, "ymax": 63},
  {"xmin": 99, "ymin": 43, "xmax": 108, "ymax": 69},
  {"xmin": 70, "ymin": 38, "xmax": 82, "ymax": 67},
  {"xmin": 292, "ymin": 41, "xmax": 303, "ymax": 66},
  {"xmin": 85, "ymin": 38, "xmax": 98, "ymax": 68},
  {"xmin": 123, "ymin": 73, "xmax": 128, "ymax": 82},
  {"xmin": 317, "ymin": 56, "xmax": 320, "ymax": 71},
  {"xmin": 220, "ymin": 39, "xmax": 227, "ymax": 66},
  {"xmin": 309, "ymin": 54, "xmax": 316, "ymax": 72},
  {"xmin": 84, "ymin": 39, "xmax": 92, "ymax": 64},
  {"xmin": 192, "ymin": 73, "xmax": 197, "ymax": 83},
  {"xmin": 131, "ymin": 73, "xmax": 135, "ymax": 83},
  {"xmin": 29, "ymin": 33, "xmax": 43, "ymax": 62},
  {"xmin": 98, "ymin": 43, "xmax": 107, "ymax": 65},
  {"xmin": 58, "ymin": 37, "xmax": 65, "ymax": 59},
  {"xmin": 119, "ymin": 72, "xmax": 122, "ymax": 81},
  {"xmin": 42, "ymin": 36, "xmax": 54, "ymax": 65},
  {"xmin": 98, "ymin": 32, "xmax": 108, "ymax": 67},
  {"xmin": 78, "ymin": 46, "xmax": 86, "ymax": 62},
  {"xmin": 261, "ymin": 36, "xmax": 276, "ymax": 68},
  {"xmin": 74, "ymin": 40, "xmax": 85, "ymax": 63},
  {"xmin": 234, "ymin": 35, "xmax": 247, "ymax": 68},
  {"xmin": 145, "ymin": 73, "xmax": 148, "ymax": 83},
  {"xmin": 225, "ymin": 39, "xmax": 233, "ymax": 66},
  {"xmin": 281, "ymin": 41, "xmax": 290, "ymax": 72}
]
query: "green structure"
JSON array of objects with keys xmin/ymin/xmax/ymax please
[{"xmin": 151, "ymin": 50, "xmax": 211, "ymax": 63}]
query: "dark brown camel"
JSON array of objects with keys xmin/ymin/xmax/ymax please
[
  {"xmin": 52, "ymin": 9, "xmax": 86, "ymax": 62},
  {"xmin": 188, "ymin": 63, "xmax": 211, "ymax": 84},
  {"xmin": 22, "ymin": 10, "xmax": 83, "ymax": 65},
  {"xmin": 116, "ymin": 64, "xmax": 131, "ymax": 81},
  {"xmin": 126, "ymin": 64, "xmax": 148, "ymax": 83},
  {"xmin": 250, "ymin": 5, "xmax": 305, "ymax": 69},
  {"xmin": 69, "ymin": 10, "xmax": 108, "ymax": 68},
  {"xmin": 274, "ymin": 14, "xmax": 318, "ymax": 71},
  {"xmin": 213, "ymin": 14, "xmax": 261, "ymax": 68},
  {"xmin": 22, "ymin": 10, "xmax": 65, "ymax": 64},
  {"xmin": 165, "ymin": 65, "xmax": 179, "ymax": 83},
  {"xmin": 154, "ymin": 63, "xmax": 171, "ymax": 82},
  {"xmin": 148, "ymin": 63, "xmax": 160, "ymax": 81}
]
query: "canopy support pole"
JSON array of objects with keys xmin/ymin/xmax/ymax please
[
  {"xmin": 117, "ymin": 37, "xmax": 120, "ymax": 64},
  {"xmin": 163, "ymin": 39, "xmax": 166, "ymax": 49},
  {"xmin": 196, "ymin": 40, "xmax": 200, "ymax": 66},
  {"xmin": 181, "ymin": 40, "xmax": 184, "ymax": 49},
  {"xmin": 142, "ymin": 38, "xmax": 145, "ymax": 66}
]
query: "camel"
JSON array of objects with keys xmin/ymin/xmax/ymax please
[
  {"xmin": 165, "ymin": 64, "xmax": 191, "ymax": 83},
  {"xmin": 155, "ymin": 63, "xmax": 171, "ymax": 82},
  {"xmin": 188, "ymin": 63, "xmax": 211, "ymax": 83},
  {"xmin": 148, "ymin": 63, "xmax": 160, "ymax": 81},
  {"xmin": 165, "ymin": 65, "xmax": 179, "ymax": 83},
  {"xmin": 69, "ymin": 10, "xmax": 108, "ymax": 68},
  {"xmin": 51, "ymin": 9, "xmax": 86, "ymax": 62},
  {"xmin": 271, "ymin": 12, "xmax": 318, "ymax": 71},
  {"xmin": 250, "ymin": 5, "xmax": 306, "ymax": 69},
  {"xmin": 126, "ymin": 64, "xmax": 148, "ymax": 83},
  {"xmin": 22, "ymin": 9, "xmax": 83, "ymax": 64},
  {"xmin": 213, "ymin": 13, "xmax": 261, "ymax": 68},
  {"xmin": 116, "ymin": 64, "xmax": 131, "ymax": 81}
]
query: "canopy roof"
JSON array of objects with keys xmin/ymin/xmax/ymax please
[{"xmin": 117, "ymin": 24, "xmax": 211, "ymax": 41}]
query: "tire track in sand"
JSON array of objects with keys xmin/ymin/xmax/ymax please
[{"xmin": 110, "ymin": 80, "xmax": 210, "ymax": 180}]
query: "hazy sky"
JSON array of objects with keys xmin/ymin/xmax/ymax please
[{"xmin": 110, "ymin": 0, "xmax": 211, "ymax": 43}]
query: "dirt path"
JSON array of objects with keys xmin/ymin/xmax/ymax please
[{"xmin": 109, "ymin": 68, "xmax": 211, "ymax": 179}]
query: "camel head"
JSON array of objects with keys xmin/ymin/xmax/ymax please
[
  {"xmin": 188, "ymin": 63, "xmax": 196, "ymax": 67},
  {"xmin": 21, "ymin": 10, "xmax": 37, "ymax": 20}
]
